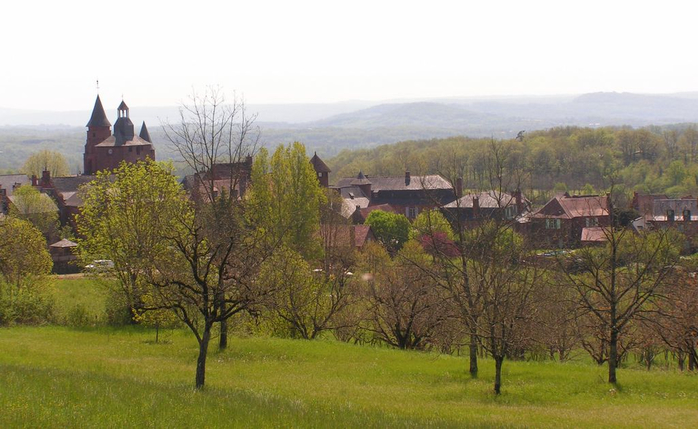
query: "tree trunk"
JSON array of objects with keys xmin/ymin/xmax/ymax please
[
  {"xmin": 494, "ymin": 356, "xmax": 504, "ymax": 395},
  {"xmin": 469, "ymin": 331, "xmax": 478, "ymax": 377},
  {"xmin": 219, "ymin": 301, "xmax": 228, "ymax": 350},
  {"xmin": 608, "ymin": 328, "xmax": 618, "ymax": 384},
  {"xmin": 196, "ymin": 325, "xmax": 212, "ymax": 389}
]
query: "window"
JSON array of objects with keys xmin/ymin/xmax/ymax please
[
  {"xmin": 684, "ymin": 209, "xmax": 691, "ymax": 221},
  {"xmin": 545, "ymin": 218, "xmax": 561, "ymax": 229},
  {"xmin": 407, "ymin": 207, "xmax": 418, "ymax": 219},
  {"xmin": 667, "ymin": 209, "xmax": 675, "ymax": 222},
  {"xmin": 585, "ymin": 217, "xmax": 598, "ymax": 227}
]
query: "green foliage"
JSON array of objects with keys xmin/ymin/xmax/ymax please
[
  {"xmin": 76, "ymin": 159, "xmax": 189, "ymax": 317},
  {"xmin": 410, "ymin": 209, "xmax": 454, "ymax": 241},
  {"xmin": 21, "ymin": 149, "xmax": 70, "ymax": 178},
  {"xmin": 0, "ymin": 277, "xmax": 54, "ymax": 326},
  {"xmin": 0, "ymin": 216, "xmax": 52, "ymax": 288},
  {"xmin": 247, "ymin": 142, "xmax": 327, "ymax": 259},
  {"xmin": 364, "ymin": 210, "xmax": 410, "ymax": 252},
  {"xmin": 8, "ymin": 184, "xmax": 61, "ymax": 241}
]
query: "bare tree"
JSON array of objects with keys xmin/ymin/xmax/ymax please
[
  {"xmin": 561, "ymin": 222, "xmax": 681, "ymax": 383},
  {"xmin": 162, "ymin": 86, "xmax": 261, "ymax": 351}
]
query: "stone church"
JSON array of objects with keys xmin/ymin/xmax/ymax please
[{"xmin": 83, "ymin": 96, "xmax": 155, "ymax": 175}]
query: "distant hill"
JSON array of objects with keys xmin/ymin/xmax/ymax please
[{"xmin": 5, "ymin": 92, "xmax": 698, "ymax": 173}]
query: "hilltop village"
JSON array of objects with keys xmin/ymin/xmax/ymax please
[{"xmin": 1, "ymin": 92, "xmax": 697, "ymax": 400}]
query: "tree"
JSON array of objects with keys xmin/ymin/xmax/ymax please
[
  {"xmin": 162, "ymin": 86, "xmax": 260, "ymax": 352},
  {"xmin": 562, "ymin": 227, "xmax": 681, "ymax": 383},
  {"xmin": 22, "ymin": 150, "xmax": 70, "ymax": 178},
  {"xmin": 8, "ymin": 184, "xmax": 61, "ymax": 242},
  {"xmin": 77, "ymin": 159, "xmax": 188, "ymax": 321},
  {"xmin": 0, "ymin": 216, "xmax": 52, "ymax": 288},
  {"xmin": 156, "ymin": 86, "xmax": 271, "ymax": 388},
  {"xmin": 363, "ymin": 240, "xmax": 452, "ymax": 350},
  {"xmin": 246, "ymin": 143, "xmax": 326, "ymax": 259},
  {"xmin": 364, "ymin": 210, "xmax": 410, "ymax": 253}
]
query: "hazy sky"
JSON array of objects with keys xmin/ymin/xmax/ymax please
[{"xmin": 2, "ymin": 0, "xmax": 696, "ymax": 111}]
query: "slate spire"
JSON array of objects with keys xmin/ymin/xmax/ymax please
[
  {"xmin": 86, "ymin": 95, "xmax": 111, "ymax": 127},
  {"xmin": 139, "ymin": 121, "xmax": 152, "ymax": 143}
]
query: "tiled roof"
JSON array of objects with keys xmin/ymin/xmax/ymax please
[
  {"xmin": 51, "ymin": 176, "xmax": 97, "ymax": 193},
  {"xmin": 0, "ymin": 174, "xmax": 29, "ymax": 196},
  {"xmin": 443, "ymin": 191, "xmax": 517, "ymax": 209},
  {"xmin": 337, "ymin": 173, "xmax": 452, "ymax": 192},
  {"xmin": 86, "ymin": 95, "xmax": 111, "ymax": 127},
  {"xmin": 533, "ymin": 194, "xmax": 609, "ymax": 219},
  {"xmin": 581, "ymin": 227, "xmax": 609, "ymax": 242},
  {"xmin": 95, "ymin": 135, "xmax": 152, "ymax": 147},
  {"xmin": 50, "ymin": 238, "xmax": 78, "ymax": 248},
  {"xmin": 310, "ymin": 152, "xmax": 331, "ymax": 173}
]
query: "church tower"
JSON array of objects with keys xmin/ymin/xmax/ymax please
[{"xmin": 84, "ymin": 95, "xmax": 111, "ymax": 175}]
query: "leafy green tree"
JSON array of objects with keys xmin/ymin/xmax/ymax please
[
  {"xmin": 8, "ymin": 184, "xmax": 60, "ymax": 242},
  {"xmin": 365, "ymin": 210, "xmax": 410, "ymax": 253},
  {"xmin": 0, "ymin": 217, "xmax": 52, "ymax": 288},
  {"xmin": 22, "ymin": 150, "xmax": 70, "ymax": 178},
  {"xmin": 410, "ymin": 209, "xmax": 454, "ymax": 241},
  {"xmin": 77, "ymin": 159, "xmax": 187, "ymax": 320},
  {"xmin": 247, "ymin": 142, "xmax": 326, "ymax": 258}
]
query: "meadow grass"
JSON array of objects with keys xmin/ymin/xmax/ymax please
[
  {"xmin": 1, "ymin": 325, "xmax": 697, "ymax": 428},
  {"xmin": 47, "ymin": 275, "xmax": 110, "ymax": 324},
  {"xmin": 2, "ymin": 276, "xmax": 696, "ymax": 427}
]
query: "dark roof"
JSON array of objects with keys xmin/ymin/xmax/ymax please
[
  {"xmin": 118, "ymin": 100, "xmax": 129, "ymax": 111},
  {"xmin": 0, "ymin": 174, "xmax": 29, "ymax": 197},
  {"xmin": 86, "ymin": 95, "xmax": 111, "ymax": 127},
  {"xmin": 95, "ymin": 135, "xmax": 152, "ymax": 147},
  {"xmin": 51, "ymin": 175, "xmax": 97, "ymax": 193},
  {"xmin": 113, "ymin": 116, "xmax": 135, "ymax": 146},
  {"xmin": 139, "ymin": 122, "xmax": 152, "ymax": 143},
  {"xmin": 652, "ymin": 199, "xmax": 698, "ymax": 221},
  {"xmin": 338, "ymin": 173, "xmax": 452, "ymax": 192},
  {"xmin": 310, "ymin": 152, "xmax": 330, "ymax": 173},
  {"xmin": 349, "ymin": 171, "xmax": 371, "ymax": 186}
]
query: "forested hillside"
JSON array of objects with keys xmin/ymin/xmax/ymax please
[{"xmin": 328, "ymin": 124, "xmax": 698, "ymax": 204}]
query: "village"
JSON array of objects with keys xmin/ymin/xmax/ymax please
[{"xmin": 2, "ymin": 95, "xmax": 697, "ymax": 273}]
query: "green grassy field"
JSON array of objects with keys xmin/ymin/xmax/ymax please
[{"xmin": 0, "ymin": 277, "xmax": 696, "ymax": 428}]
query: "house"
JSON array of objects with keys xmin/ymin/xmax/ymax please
[
  {"xmin": 181, "ymin": 157, "xmax": 253, "ymax": 202},
  {"xmin": 310, "ymin": 152, "xmax": 331, "ymax": 188},
  {"xmin": 632, "ymin": 194, "xmax": 698, "ymax": 247},
  {"xmin": 83, "ymin": 96, "xmax": 155, "ymax": 175},
  {"xmin": 320, "ymin": 224, "xmax": 375, "ymax": 250},
  {"xmin": 0, "ymin": 174, "xmax": 30, "ymax": 215},
  {"xmin": 442, "ymin": 189, "xmax": 528, "ymax": 227},
  {"xmin": 528, "ymin": 193, "xmax": 610, "ymax": 248},
  {"xmin": 49, "ymin": 238, "xmax": 79, "ymax": 274},
  {"xmin": 335, "ymin": 171, "xmax": 455, "ymax": 222},
  {"xmin": 33, "ymin": 172, "xmax": 98, "ymax": 230}
]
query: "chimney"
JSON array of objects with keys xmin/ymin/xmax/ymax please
[
  {"xmin": 352, "ymin": 205, "xmax": 363, "ymax": 225},
  {"xmin": 456, "ymin": 177, "xmax": 463, "ymax": 198},
  {"xmin": 41, "ymin": 170, "xmax": 51, "ymax": 187},
  {"xmin": 31, "ymin": 175, "xmax": 38, "ymax": 186},
  {"xmin": 473, "ymin": 196, "xmax": 480, "ymax": 218},
  {"xmin": 405, "ymin": 171, "xmax": 411, "ymax": 186}
]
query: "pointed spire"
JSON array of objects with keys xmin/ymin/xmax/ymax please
[
  {"xmin": 86, "ymin": 95, "xmax": 111, "ymax": 127},
  {"xmin": 350, "ymin": 170, "xmax": 371, "ymax": 185},
  {"xmin": 139, "ymin": 121, "xmax": 152, "ymax": 143},
  {"xmin": 117, "ymin": 100, "xmax": 129, "ymax": 118},
  {"xmin": 310, "ymin": 151, "xmax": 330, "ymax": 173}
]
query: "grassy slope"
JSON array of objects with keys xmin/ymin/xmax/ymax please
[
  {"xmin": 1, "ymin": 326, "xmax": 697, "ymax": 428},
  {"xmin": 1, "ymin": 277, "xmax": 696, "ymax": 428}
]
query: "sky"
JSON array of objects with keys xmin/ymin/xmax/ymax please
[{"xmin": 1, "ymin": 0, "xmax": 697, "ymax": 111}]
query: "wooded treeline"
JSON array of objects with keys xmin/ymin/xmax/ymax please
[{"xmin": 329, "ymin": 125, "xmax": 698, "ymax": 203}]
